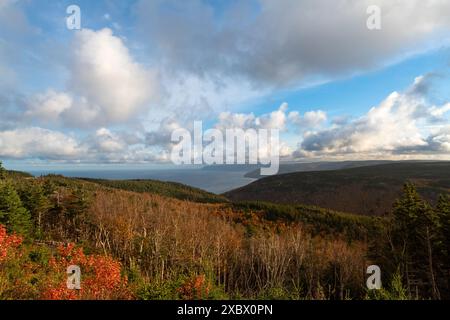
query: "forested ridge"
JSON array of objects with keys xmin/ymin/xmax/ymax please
[
  {"xmin": 225, "ymin": 162, "xmax": 450, "ymax": 216},
  {"xmin": 0, "ymin": 161, "xmax": 449, "ymax": 300},
  {"xmin": 78, "ymin": 177, "xmax": 227, "ymax": 203}
]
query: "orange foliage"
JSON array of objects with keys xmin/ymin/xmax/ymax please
[
  {"xmin": 178, "ymin": 274, "xmax": 211, "ymax": 300},
  {"xmin": 0, "ymin": 224, "xmax": 22, "ymax": 262},
  {"xmin": 42, "ymin": 243, "xmax": 132, "ymax": 300}
]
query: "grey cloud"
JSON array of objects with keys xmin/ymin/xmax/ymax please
[
  {"xmin": 135, "ymin": 0, "xmax": 450, "ymax": 89},
  {"xmin": 392, "ymin": 129, "xmax": 450, "ymax": 155},
  {"xmin": 145, "ymin": 117, "xmax": 182, "ymax": 147}
]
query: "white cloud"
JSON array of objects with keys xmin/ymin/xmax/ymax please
[
  {"xmin": 0, "ymin": 126, "xmax": 168, "ymax": 163},
  {"xmin": 216, "ymin": 112, "xmax": 256, "ymax": 131},
  {"xmin": 67, "ymin": 28, "xmax": 159, "ymax": 126},
  {"xmin": 215, "ymin": 103, "xmax": 289, "ymax": 131},
  {"xmin": 154, "ymin": 72, "xmax": 264, "ymax": 125},
  {"xmin": 257, "ymin": 103, "xmax": 289, "ymax": 130},
  {"xmin": 25, "ymin": 90, "xmax": 73, "ymax": 123},
  {"xmin": 0, "ymin": 127, "xmax": 83, "ymax": 159},
  {"xmin": 288, "ymin": 110, "xmax": 327, "ymax": 129},
  {"xmin": 296, "ymin": 75, "xmax": 450, "ymax": 158},
  {"xmin": 3, "ymin": 74, "xmax": 449, "ymax": 163},
  {"xmin": 89, "ymin": 128, "xmax": 127, "ymax": 153},
  {"xmin": 215, "ymin": 103, "xmax": 328, "ymax": 134},
  {"xmin": 24, "ymin": 28, "xmax": 160, "ymax": 128},
  {"xmin": 429, "ymin": 103, "xmax": 450, "ymax": 119}
]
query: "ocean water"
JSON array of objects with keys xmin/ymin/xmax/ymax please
[{"xmin": 28, "ymin": 168, "xmax": 256, "ymax": 194}]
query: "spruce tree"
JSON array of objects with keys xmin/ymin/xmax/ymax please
[
  {"xmin": 0, "ymin": 161, "xmax": 6, "ymax": 180},
  {"xmin": 436, "ymin": 194, "xmax": 450, "ymax": 293},
  {"xmin": 0, "ymin": 179, "xmax": 32, "ymax": 236},
  {"xmin": 392, "ymin": 183, "xmax": 424, "ymax": 256},
  {"xmin": 437, "ymin": 194, "xmax": 450, "ymax": 255},
  {"xmin": 21, "ymin": 183, "xmax": 51, "ymax": 236},
  {"xmin": 392, "ymin": 183, "xmax": 442, "ymax": 299}
]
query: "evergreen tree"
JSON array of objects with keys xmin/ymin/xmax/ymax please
[
  {"xmin": 20, "ymin": 183, "xmax": 51, "ymax": 236},
  {"xmin": 391, "ymin": 183, "xmax": 442, "ymax": 299},
  {"xmin": 437, "ymin": 194, "xmax": 450, "ymax": 255},
  {"xmin": 0, "ymin": 179, "xmax": 32, "ymax": 236},
  {"xmin": 436, "ymin": 194, "xmax": 450, "ymax": 294},
  {"xmin": 391, "ymin": 183, "xmax": 424, "ymax": 259},
  {"xmin": 0, "ymin": 161, "xmax": 6, "ymax": 180}
]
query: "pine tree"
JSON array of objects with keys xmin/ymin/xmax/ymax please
[
  {"xmin": 20, "ymin": 183, "xmax": 51, "ymax": 236},
  {"xmin": 0, "ymin": 161, "xmax": 6, "ymax": 180},
  {"xmin": 415, "ymin": 203, "xmax": 441, "ymax": 299},
  {"xmin": 0, "ymin": 180, "xmax": 32, "ymax": 236},
  {"xmin": 437, "ymin": 194, "xmax": 450, "ymax": 255},
  {"xmin": 392, "ymin": 183, "xmax": 424, "ymax": 259},
  {"xmin": 391, "ymin": 183, "xmax": 442, "ymax": 299},
  {"xmin": 436, "ymin": 194, "xmax": 450, "ymax": 295},
  {"xmin": 62, "ymin": 187, "xmax": 90, "ymax": 241}
]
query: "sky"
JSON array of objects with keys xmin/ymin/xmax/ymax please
[{"xmin": 1, "ymin": 0, "xmax": 450, "ymax": 170}]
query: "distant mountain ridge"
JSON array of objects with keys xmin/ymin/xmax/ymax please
[
  {"xmin": 224, "ymin": 162, "xmax": 450, "ymax": 216},
  {"xmin": 78, "ymin": 178, "xmax": 228, "ymax": 203},
  {"xmin": 243, "ymin": 160, "xmax": 394, "ymax": 178}
]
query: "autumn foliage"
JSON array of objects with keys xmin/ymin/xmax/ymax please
[
  {"xmin": 0, "ymin": 224, "xmax": 22, "ymax": 262},
  {"xmin": 0, "ymin": 224, "xmax": 131, "ymax": 300},
  {"xmin": 42, "ymin": 243, "xmax": 132, "ymax": 300},
  {"xmin": 178, "ymin": 274, "xmax": 211, "ymax": 300}
]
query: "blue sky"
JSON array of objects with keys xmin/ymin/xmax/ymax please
[
  {"xmin": 1, "ymin": 0, "xmax": 450, "ymax": 170},
  {"xmin": 247, "ymin": 48, "xmax": 450, "ymax": 116}
]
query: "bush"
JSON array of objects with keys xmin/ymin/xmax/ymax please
[
  {"xmin": 367, "ymin": 270, "xmax": 411, "ymax": 300},
  {"xmin": 42, "ymin": 243, "xmax": 132, "ymax": 300}
]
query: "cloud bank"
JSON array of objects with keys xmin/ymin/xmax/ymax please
[
  {"xmin": 135, "ymin": 0, "xmax": 450, "ymax": 87},
  {"xmin": 295, "ymin": 75, "xmax": 450, "ymax": 159}
]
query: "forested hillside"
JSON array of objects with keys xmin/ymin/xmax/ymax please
[
  {"xmin": 79, "ymin": 178, "xmax": 227, "ymax": 203},
  {"xmin": 1, "ymin": 162, "xmax": 449, "ymax": 300},
  {"xmin": 225, "ymin": 162, "xmax": 450, "ymax": 216}
]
